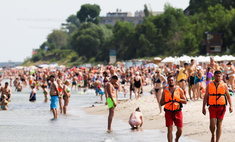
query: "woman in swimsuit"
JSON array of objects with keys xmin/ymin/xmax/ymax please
[
  {"xmin": 152, "ymin": 69, "xmax": 167, "ymax": 116},
  {"xmin": 194, "ymin": 67, "xmax": 203, "ymax": 100},
  {"xmin": 57, "ymin": 79, "xmax": 64, "ymax": 114},
  {"xmin": 227, "ymin": 62, "xmax": 235, "ymax": 91},
  {"xmin": 63, "ymin": 80, "xmax": 71, "ymax": 114},
  {"xmin": 41, "ymin": 84, "xmax": 48, "ymax": 102}
]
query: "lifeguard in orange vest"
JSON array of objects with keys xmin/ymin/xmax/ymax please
[
  {"xmin": 160, "ymin": 75, "xmax": 187, "ymax": 142},
  {"xmin": 202, "ymin": 70, "xmax": 233, "ymax": 142}
]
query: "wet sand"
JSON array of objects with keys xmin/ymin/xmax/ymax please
[{"xmin": 84, "ymin": 85, "xmax": 235, "ymax": 142}]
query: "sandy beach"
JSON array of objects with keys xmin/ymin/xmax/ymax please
[{"xmin": 84, "ymin": 85, "xmax": 235, "ymax": 142}]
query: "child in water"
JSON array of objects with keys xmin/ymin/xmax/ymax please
[
  {"xmin": 41, "ymin": 84, "xmax": 48, "ymax": 102},
  {"xmin": 29, "ymin": 85, "xmax": 36, "ymax": 102},
  {"xmin": 1, "ymin": 95, "xmax": 8, "ymax": 110}
]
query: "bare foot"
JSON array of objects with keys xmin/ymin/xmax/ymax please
[
  {"xmin": 107, "ymin": 129, "xmax": 113, "ymax": 133},
  {"xmin": 157, "ymin": 113, "xmax": 164, "ymax": 116},
  {"xmin": 211, "ymin": 135, "xmax": 215, "ymax": 142}
]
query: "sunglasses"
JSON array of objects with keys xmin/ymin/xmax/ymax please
[{"xmin": 156, "ymin": 72, "xmax": 159, "ymax": 73}]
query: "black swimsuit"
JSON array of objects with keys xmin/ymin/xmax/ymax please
[{"xmin": 134, "ymin": 78, "xmax": 141, "ymax": 88}]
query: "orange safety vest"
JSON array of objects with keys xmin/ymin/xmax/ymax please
[
  {"xmin": 164, "ymin": 86, "xmax": 182, "ymax": 112},
  {"xmin": 208, "ymin": 81, "xmax": 227, "ymax": 106}
]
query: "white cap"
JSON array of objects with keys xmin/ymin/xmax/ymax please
[{"xmin": 135, "ymin": 72, "xmax": 139, "ymax": 75}]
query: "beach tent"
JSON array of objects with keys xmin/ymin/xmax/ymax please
[{"xmin": 161, "ymin": 56, "xmax": 175, "ymax": 63}]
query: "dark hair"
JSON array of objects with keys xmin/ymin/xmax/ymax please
[
  {"xmin": 191, "ymin": 59, "xmax": 194, "ymax": 62},
  {"xmin": 227, "ymin": 62, "xmax": 232, "ymax": 65},
  {"xmin": 184, "ymin": 63, "xmax": 188, "ymax": 66},
  {"xmin": 214, "ymin": 70, "xmax": 222, "ymax": 75},
  {"xmin": 136, "ymin": 107, "xmax": 140, "ymax": 112},
  {"xmin": 111, "ymin": 75, "xmax": 118, "ymax": 80},
  {"xmin": 50, "ymin": 75, "xmax": 55, "ymax": 78},
  {"xmin": 5, "ymin": 82, "xmax": 8, "ymax": 85},
  {"xmin": 167, "ymin": 75, "xmax": 174, "ymax": 81}
]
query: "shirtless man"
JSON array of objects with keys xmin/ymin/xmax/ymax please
[
  {"xmin": 129, "ymin": 107, "xmax": 143, "ymax": 129},
  {"xmin": 1, "ymin": 82, "xmax": 12, "ymax": 102},
  {"xmin": 94, "ymin": 78, "xmax": 101, "ymax": 96},
  {"xmin": 208, "ymin": 57, "xmax": 219, "ymax": 73},
  {"xmin": 106, "ymin": 75, "xmax": 118, "ymax": 131},
  {"xmin": 50, "ymin": 75, "xmax": 59, "ymax": 119},
  {"xmin": 187, "ymin": 59, "xmax": 196, "ymax": 100}
]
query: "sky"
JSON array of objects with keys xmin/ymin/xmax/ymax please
[{"xmin": 0, "ymin": 0, "xmax": 189, "ymax": 62}]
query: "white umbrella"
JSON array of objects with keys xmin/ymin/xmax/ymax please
[
  {"xmin": 161, "ymin": 56, "xmax": 175, "ymax": 63},
  {"xmin": 154, "ymin": 57, "xmax": 162, "ymax": 60}
]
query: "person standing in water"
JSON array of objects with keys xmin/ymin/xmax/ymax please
[
  {"xmin": 129, "ymin": 107, "xmax": 143, "ymax": 129},
  {"xmin": 160, "ymin": 75, "xmax": 187, "ymax": 142},
  {"xmin": 202, "ymin": 70, "xmax": 233, "ymax": 142},
  {"xmin": 41, "ymin": 84, "xmax": 48, "ymax": 102},
  {"xmin": 57, "ymin": 79, "xmax": 64, "ymax": 114},
  {"xmin": 29, "ymin": 85, "xmax": 36, "ymax": 102},
  {"xmin": 50, "ymin": 75, "xmax": 59, "ymax": 119},
  {"xmin": 63, "ymin": 80, "xmax": 71, "ymax": 115},
  {"xmin": 106, "ymin": 75, "xmax": 118, "ymax": 131}
]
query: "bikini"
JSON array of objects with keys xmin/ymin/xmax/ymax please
[{"xmin": 153, "ymin": 76, "xmax": 161, "ymax": 93}]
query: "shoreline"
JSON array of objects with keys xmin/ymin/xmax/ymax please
[{"xmin": 84, "ymin": 85, "xmax": 235, "ymax": 142}]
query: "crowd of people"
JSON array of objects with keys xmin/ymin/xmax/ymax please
[{"xmin": 0, "ymin": 56, "xmax": 234, "ymax": 141}]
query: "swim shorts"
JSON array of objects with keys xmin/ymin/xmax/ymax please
[
  {"xmin": 107, "ymin": 97, "xmax": 116, "ymax": 109},
  {"xmin": 188, "ymin": 76, "xmax": 195, "ymax": 87},
  {"xmin": 51, "ymin": 95, "xmax": 59, "ymax": 109},
  {"xmin": 165, "ymin": 110, "xmax": 183, "ymax": 127},
  {"xmin": 209, "ymin": 106, "xmax": 226, "ymax": 120}
]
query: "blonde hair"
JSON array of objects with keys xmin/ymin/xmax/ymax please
[{"xmin": 64, "ymin": 80, "xmax": 70, "ymax": 85}]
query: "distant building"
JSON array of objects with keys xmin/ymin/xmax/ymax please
[
  {"xmin": 100, "ymin": 9, "xmax": 163, "ymax": 26},
  {"xmin": 32, "ymin": 49, "xmax": 38, "ymax": 55},
  {"xmin": 202, "ymin": 32, "xmax": 223, "ymax": 54}
]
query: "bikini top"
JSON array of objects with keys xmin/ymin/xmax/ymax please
[{"xmin": 153, "ymin": 75, "xmax": 161, "ymax": 83}]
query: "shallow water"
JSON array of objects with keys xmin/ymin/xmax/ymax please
[{"xmin": 0, "ymin": 80, "xmax": 200, "ymax": 142}]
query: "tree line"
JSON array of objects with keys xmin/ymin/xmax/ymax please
[{"xmin": 31, "ymin": 1, "xmax": 235, "ymax": 64}]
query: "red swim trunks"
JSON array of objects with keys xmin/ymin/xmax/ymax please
[
  {"xmin": 209, "ymin": 106, "xmax": 226, "ymax": 120},
  {"xmin": 165, "ymin": 110, "xmax": 183, "ymax": 127}
]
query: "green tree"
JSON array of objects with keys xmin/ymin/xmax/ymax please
[
  {"xmin": 70, "ymin": 22, "xmax": 112, "ymax": 61},
  {"xmin": 77, "ymin": 4, "xmax": 101, "ymax": 24},
  {"xmin": 144, "ymin": 4, "xmax": 150, "ymax": 17},
  {"xmin": 47, "ymin": 30, "xmax": 68, "ymax": 49}
]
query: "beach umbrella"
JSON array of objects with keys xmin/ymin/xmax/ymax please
[
  {"xmin": 154, "ymin": 57, "xmax": 162, "ymax": 60},
  {"xmin": 161, "ymin": 56, "xmax": 175, "ymax": 63}
]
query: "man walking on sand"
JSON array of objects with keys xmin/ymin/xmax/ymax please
[
  {"xmin": 106, "ymin": 75, "xmax": 118, "ymax": 132},
  {"xmin": 160, "ymin": 75, "xmax": 187, "ymax": 142},
  {"xmin": 202, "ymin": 70, "xmax": 233, "ymax": 142}
]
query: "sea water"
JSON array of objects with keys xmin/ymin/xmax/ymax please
[{"xmin": 0, "ymin": 80, "xmax": 200, "ymax": 142}]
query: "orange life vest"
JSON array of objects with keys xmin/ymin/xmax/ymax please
[
  {"xmin": 208, "ymin": 81, "xmax": 227, "ymax": 106},
  {"xmin": 164, "ymin": 86, "xmax": 182, "ymax": 112}
]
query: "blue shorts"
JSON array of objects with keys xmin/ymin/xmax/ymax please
[
  {"xmin": 95, "ymin": 88, "xmax": 99, "ymax": 94},
  {"xmin": 51, "ymin": 95, "xmax": 58, "ymax": 109}
]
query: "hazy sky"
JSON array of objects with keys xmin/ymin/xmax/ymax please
[{"xmin": 0, "ymin": 0, "xmax": 189, "ymax": 62}]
